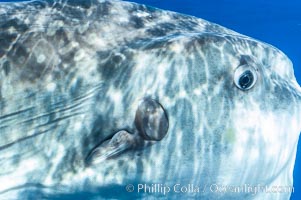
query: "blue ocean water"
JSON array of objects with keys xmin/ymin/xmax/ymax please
[
  {"xmin": 129, "ymin": 1, "xmax": 301, "ymax": 199},
  {"xmin": 0, "ymin": 0, "xmax": 300, "ymax": 199}
]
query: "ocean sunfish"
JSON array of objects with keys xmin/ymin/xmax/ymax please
[{"xmin": 0, "ymin": 0, "xmax": 300, "ymax": 199}]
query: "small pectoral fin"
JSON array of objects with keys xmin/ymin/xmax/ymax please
[
  {"xmin": 86, "ymin": 98, "xmax": 169, "ymax": 166},
  {"xmin": 86, "ymin": 130, "xmax": 135, "ymax": 165}
]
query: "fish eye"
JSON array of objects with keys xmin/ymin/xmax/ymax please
[{"xmin": 234, "ymin": 64, "xmax": 258, "ymax": 91}]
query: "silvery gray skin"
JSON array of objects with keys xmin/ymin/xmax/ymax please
[{"xmin": 0, "ymin": 0, "xmax": 300, "ymax": 199}]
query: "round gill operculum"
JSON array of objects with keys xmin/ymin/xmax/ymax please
[{"xmin": 135, "ymin": 98, "xmax": 169, "ymax": 141}]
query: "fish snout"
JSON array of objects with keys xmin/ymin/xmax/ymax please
[
  {"xmin": 296, "ymin": 83, "xmax": 301, "ymax": 130},
  {"xmin": 298, "ymin": 92, "xmax": 301, "ymax": 124}
]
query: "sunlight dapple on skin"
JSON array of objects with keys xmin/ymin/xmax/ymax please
[{"xmin": 0, "ymin": 0, "xmax": 300, "ymax": 199}]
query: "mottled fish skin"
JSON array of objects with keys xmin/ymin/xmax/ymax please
[{"xmin": 0, "ymin": 0, "xmax": 301, "ymax": 199}]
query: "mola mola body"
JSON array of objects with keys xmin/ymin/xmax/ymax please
[{"xmin": 0, "ymin": 0, "xmax": 300, "ymax": 199}]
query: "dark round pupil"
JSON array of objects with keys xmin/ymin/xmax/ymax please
[{"xmin": 239, "ymin": 70, "xmax": 254, "ymax": 89}]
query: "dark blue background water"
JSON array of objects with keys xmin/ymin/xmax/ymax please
[
  {"xmin": 0, "ymin": 0, "xmax": 300, "ymax": 199},
  {"xmin": 129, "ymin": 1, "xmax": 301, "ymax": 199}
]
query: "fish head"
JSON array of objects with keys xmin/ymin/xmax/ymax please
[{"xmin": 87, "ymin": 33, "xmax": 301, "ymax": 193}]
